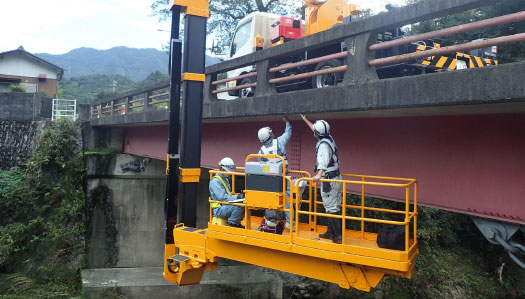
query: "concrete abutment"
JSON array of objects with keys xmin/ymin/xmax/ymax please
[{"xmin": 83, "ymin": 153, "xmax": 284, "ymax": 298}]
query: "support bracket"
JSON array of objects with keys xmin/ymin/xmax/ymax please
[
  {"xmin": 183, "ymin": 73, "xmax": 206, "ymax": 82},
  {"xmin": 171, "ymin": 0, "xmax": 210, "ymax": 18},
  {"xmin": 180, "ymin": 168, "xmax": 201, "ymax": 183}
]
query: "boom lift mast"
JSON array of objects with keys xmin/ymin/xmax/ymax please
[{"xmin": 163, "ymin": 0, "xmax": 208, "ymax": 277}]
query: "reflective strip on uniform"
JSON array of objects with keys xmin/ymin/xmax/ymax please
[{"xmin": 211, "ymin": 175, "xmax": 230, "ymax": 208}]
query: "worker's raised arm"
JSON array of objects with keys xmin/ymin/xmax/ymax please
[
  {"xmin": 277, "ymin": 116, "xmax": 292, "ymax": 147},
  {"xmin": 301, "ymin": 114, "xmax": 314, "ymax": 132}
]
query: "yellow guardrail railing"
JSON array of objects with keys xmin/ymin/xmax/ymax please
[{"xmin": 207, "ymin": 154, "xmax": 418, "ymax": 254}]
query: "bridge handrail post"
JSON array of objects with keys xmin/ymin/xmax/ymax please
[
  {"xmin": 344, "ymin": 32, "xmax": 379, "ymax": 84},
  {"xmin": 144, "ymin": 91, "xmax": 152, "ymax": 111},
  {"xmin": 126, "ymin": 96, "xmax": 132, "ymax": 114},
  {"xmin": 204, "ymin": 73, "xmax": 218, "ymax": 102},
  {"xmin": 255, "ymin": 59, "xmax": 276, "ymax": 97}
]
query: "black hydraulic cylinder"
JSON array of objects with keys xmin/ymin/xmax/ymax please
[
  {"xmin": 164, "ymin": 5, "xmax": 182, "ymax": 244},
  {"xmin": 177, "ymin": 15, "xmax": 207, "ymax": 227}
]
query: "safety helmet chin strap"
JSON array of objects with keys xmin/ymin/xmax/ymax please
[{"xmin": 314, "ymin": 131, "xmax": 328, "ymax": 140}]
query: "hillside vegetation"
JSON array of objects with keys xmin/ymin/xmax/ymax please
[
  {"xmin": 59, "ymin": 71, "xmax": 169, "ymax": 104},
  {"xmin": 37, "ymin": 47, "xmax": 169, "ymax": 81},
  {"xmin": 36, "ymin": 46, "xmax": 223, "ymax": 81},
  {"xmin": 0, "ymin": 120, "xmax": 85, "ymax": 298}
]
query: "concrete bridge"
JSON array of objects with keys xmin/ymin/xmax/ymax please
[{"xmin": 83, "ymin": 0, "xmax": 525, "ymax": 297}]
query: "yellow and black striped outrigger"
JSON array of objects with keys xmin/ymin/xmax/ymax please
[{"xmin": 415, "ymin": 44, "xmax": 498, "ymax": 71}]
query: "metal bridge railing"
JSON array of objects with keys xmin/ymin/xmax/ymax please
[
  {"xmin": 90, "ymin": 79, "xmax": 170, "ymax": 119},
  {"xmin": 204, "ymin": 0, "xmax": 525, "ymax": 101}
]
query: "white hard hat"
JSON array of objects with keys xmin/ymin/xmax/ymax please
[
  {"xmin": 258, "ymin": 127, "xmax": 273, "ymax": 143},
  {"xmin": 219, "ymin": 157, "xmax": 236, "ymax": 172},
  {"xmin": 313, "ymin": 120, "xmax": 330, "ymax": 137}
]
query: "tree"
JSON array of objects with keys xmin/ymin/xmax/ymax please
[
  {"xmin": 151, "ymin": 0, "xmax": 302, "ymax": 52},
  {"xmin": 142, "ymin": 70, "xmax": 169, "ymax": 85},
  {"xmin": 407, "ymin": 0, "xmax": 525, "ymax": 63}
]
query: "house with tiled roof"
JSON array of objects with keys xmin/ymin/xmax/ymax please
[{"xmin": 0, "ymin": 46, "xmax": 64, "ymax": 98}]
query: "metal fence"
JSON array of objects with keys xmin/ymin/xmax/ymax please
[{"xmin": 52, "ymin": 98, "xmax": 77, "ymax": 121}]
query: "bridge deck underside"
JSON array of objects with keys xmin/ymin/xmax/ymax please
[{"xmin": 122, "ymin": 113, "xmax": 525, "ymax": 225}]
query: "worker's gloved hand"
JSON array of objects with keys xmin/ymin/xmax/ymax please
[{"xmin": 237, "ymin": 191, "xmax": 245, "ymax": 199}]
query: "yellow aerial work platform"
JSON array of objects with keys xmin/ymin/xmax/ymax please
[{"xmin": 163, "ymin": 155, "xmax": 418, "ymax": 292}]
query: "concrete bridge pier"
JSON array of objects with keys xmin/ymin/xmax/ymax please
[{"xmin": 82, "ymin": 150, "xmax": 282, "ymax": 298}]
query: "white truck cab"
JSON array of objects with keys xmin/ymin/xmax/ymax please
[{"xmin": 218, "ymin": 12, "xmax": 280, "ymax": 100}]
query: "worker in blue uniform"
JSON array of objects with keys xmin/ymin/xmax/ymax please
[
  {"xmin": 210, "ymin": 157, "xmax": 245, "ymax": 228},
  {"xmin": 257, "ymin": 116, "xmax": 293, "ymax": 229}
]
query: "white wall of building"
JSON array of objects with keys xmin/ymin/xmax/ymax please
[{"xmin": 0, "ymin": 54, "xmax": 58, "ymax": 80}]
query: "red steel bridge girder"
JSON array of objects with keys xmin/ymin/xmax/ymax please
[{"xmin": 122, "ymin": 113, "xmax": 525, "ymax": 225}]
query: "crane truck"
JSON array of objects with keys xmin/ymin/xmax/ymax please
[{"xmin": 217, "ymin": 0, "xmax": 498, "ymax": 99}]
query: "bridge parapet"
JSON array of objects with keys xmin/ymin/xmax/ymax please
[
  {"xmin": 91, "ymin": 0, "xmax": 525, "ymax": 125},
  {"xmin": 204, "ymin": 0, "xmax": 515, "ymax": 100},
  {"xmin": 91, "ymin": 79, "xmax": 170, "ymax": 120}
]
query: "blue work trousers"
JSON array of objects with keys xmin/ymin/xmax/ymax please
[{"xmin": 213, "ymin": 205, "xmax": 244, "ymax": 225}]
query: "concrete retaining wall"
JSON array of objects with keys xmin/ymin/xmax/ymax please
[
  {"xmin": 0, "ymin": 120, "xmax": 47, "ymax": 170},
  {"xmin": 86, "ymin": 154, "xmax": 167, "ymax": 268},
  {"xmin": 0, "ymin": 93, "xmax": 51, "ymax": 121},
  {"xmin": 85, "ymin": 153, "xmax": 213, "ymax": 268}
]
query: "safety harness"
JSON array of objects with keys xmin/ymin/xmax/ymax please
[
  {"xmin": 315, "ymin": 135, "xmax": 340, "ymax": 178},
  {"xmin": 260, "ymin": 139, "xmax": 288, "ymax": 165},
  {"xmin": 210, "ymin": 175, "xmax": 231, "ymax": 208}
]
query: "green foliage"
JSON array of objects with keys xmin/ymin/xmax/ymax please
[
  {"xmin": 357, "ymin": 8, "xmax": 374, "ymax": 19},
  {"xmin": 96, "ymin": 90, "xmax": 119, "ymax": 101},
  {"xmin": 7, "ymin": 84, "xmax": 26, "ymax": 93},
  {"xmin": 142, "ymin": 70, "xmax": 169, "ymax": 85},
  {"xmin": 84, "ymin": 147, "xmax": 119, "ymax": 156},
  {"xmin": 60, "ymin": 71, "xmax": 172, "ymax": 104},
  {"xmin": 151, "ymin": 0, "xmax": 302, "ymax": 52},
  {"xmin": 0, "ymin": 167, "xmax": 24, "ymax": 201},
  {"xmin": 0, "ymin": 227, "xmax": 14, "ymax": 266},
  {"xmin": 0, "ymin": 119, "xmax": 85, "ymax": 296},
  {"xmin": 409, "ymin": 0, "xmax": 525, "ymax": 63},
  {"xmin": 416, "ymin": 206, "xmax": 471, "ymax": 247},
  {"xmin": 60, "ymin": 74, "xmax": 135, "ymax": 104}
]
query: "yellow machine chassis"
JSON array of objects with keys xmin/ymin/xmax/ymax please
[{"xmin": 164, "ymin": 154, "xmax": 419, "ymax": 292}]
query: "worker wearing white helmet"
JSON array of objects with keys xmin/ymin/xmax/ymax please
[
  {"xmin": 257, "ymin": 116, "xmax": 292, "ymax": 166},
  {"xmin": 257, "ymin": 116, "xmax": 293, "ymax": 228},
  {"xmin": 209, "ymin": 157, "xmax": 245, "ymax": 228},
  {"xmin": 301, "ymin": 114, "xmax": 343, "ymax": 243}
]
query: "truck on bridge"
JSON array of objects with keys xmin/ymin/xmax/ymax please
[{"xmin": 219, "ymin": 0, "xmax": 498, "ymax": 99}]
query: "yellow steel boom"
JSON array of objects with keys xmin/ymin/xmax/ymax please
[{"xmin": 304, "ymin": 0, "xmax": 360, "ymax": 36}]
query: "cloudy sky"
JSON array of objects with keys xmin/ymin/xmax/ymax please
[{"xmin": 0, "ymin": 0, "xmax": 407, "ymax": 55}]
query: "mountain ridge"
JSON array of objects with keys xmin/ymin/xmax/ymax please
[{"xmin": 36, "ymin": 46, "xmax": 222, "ymax": 81}]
